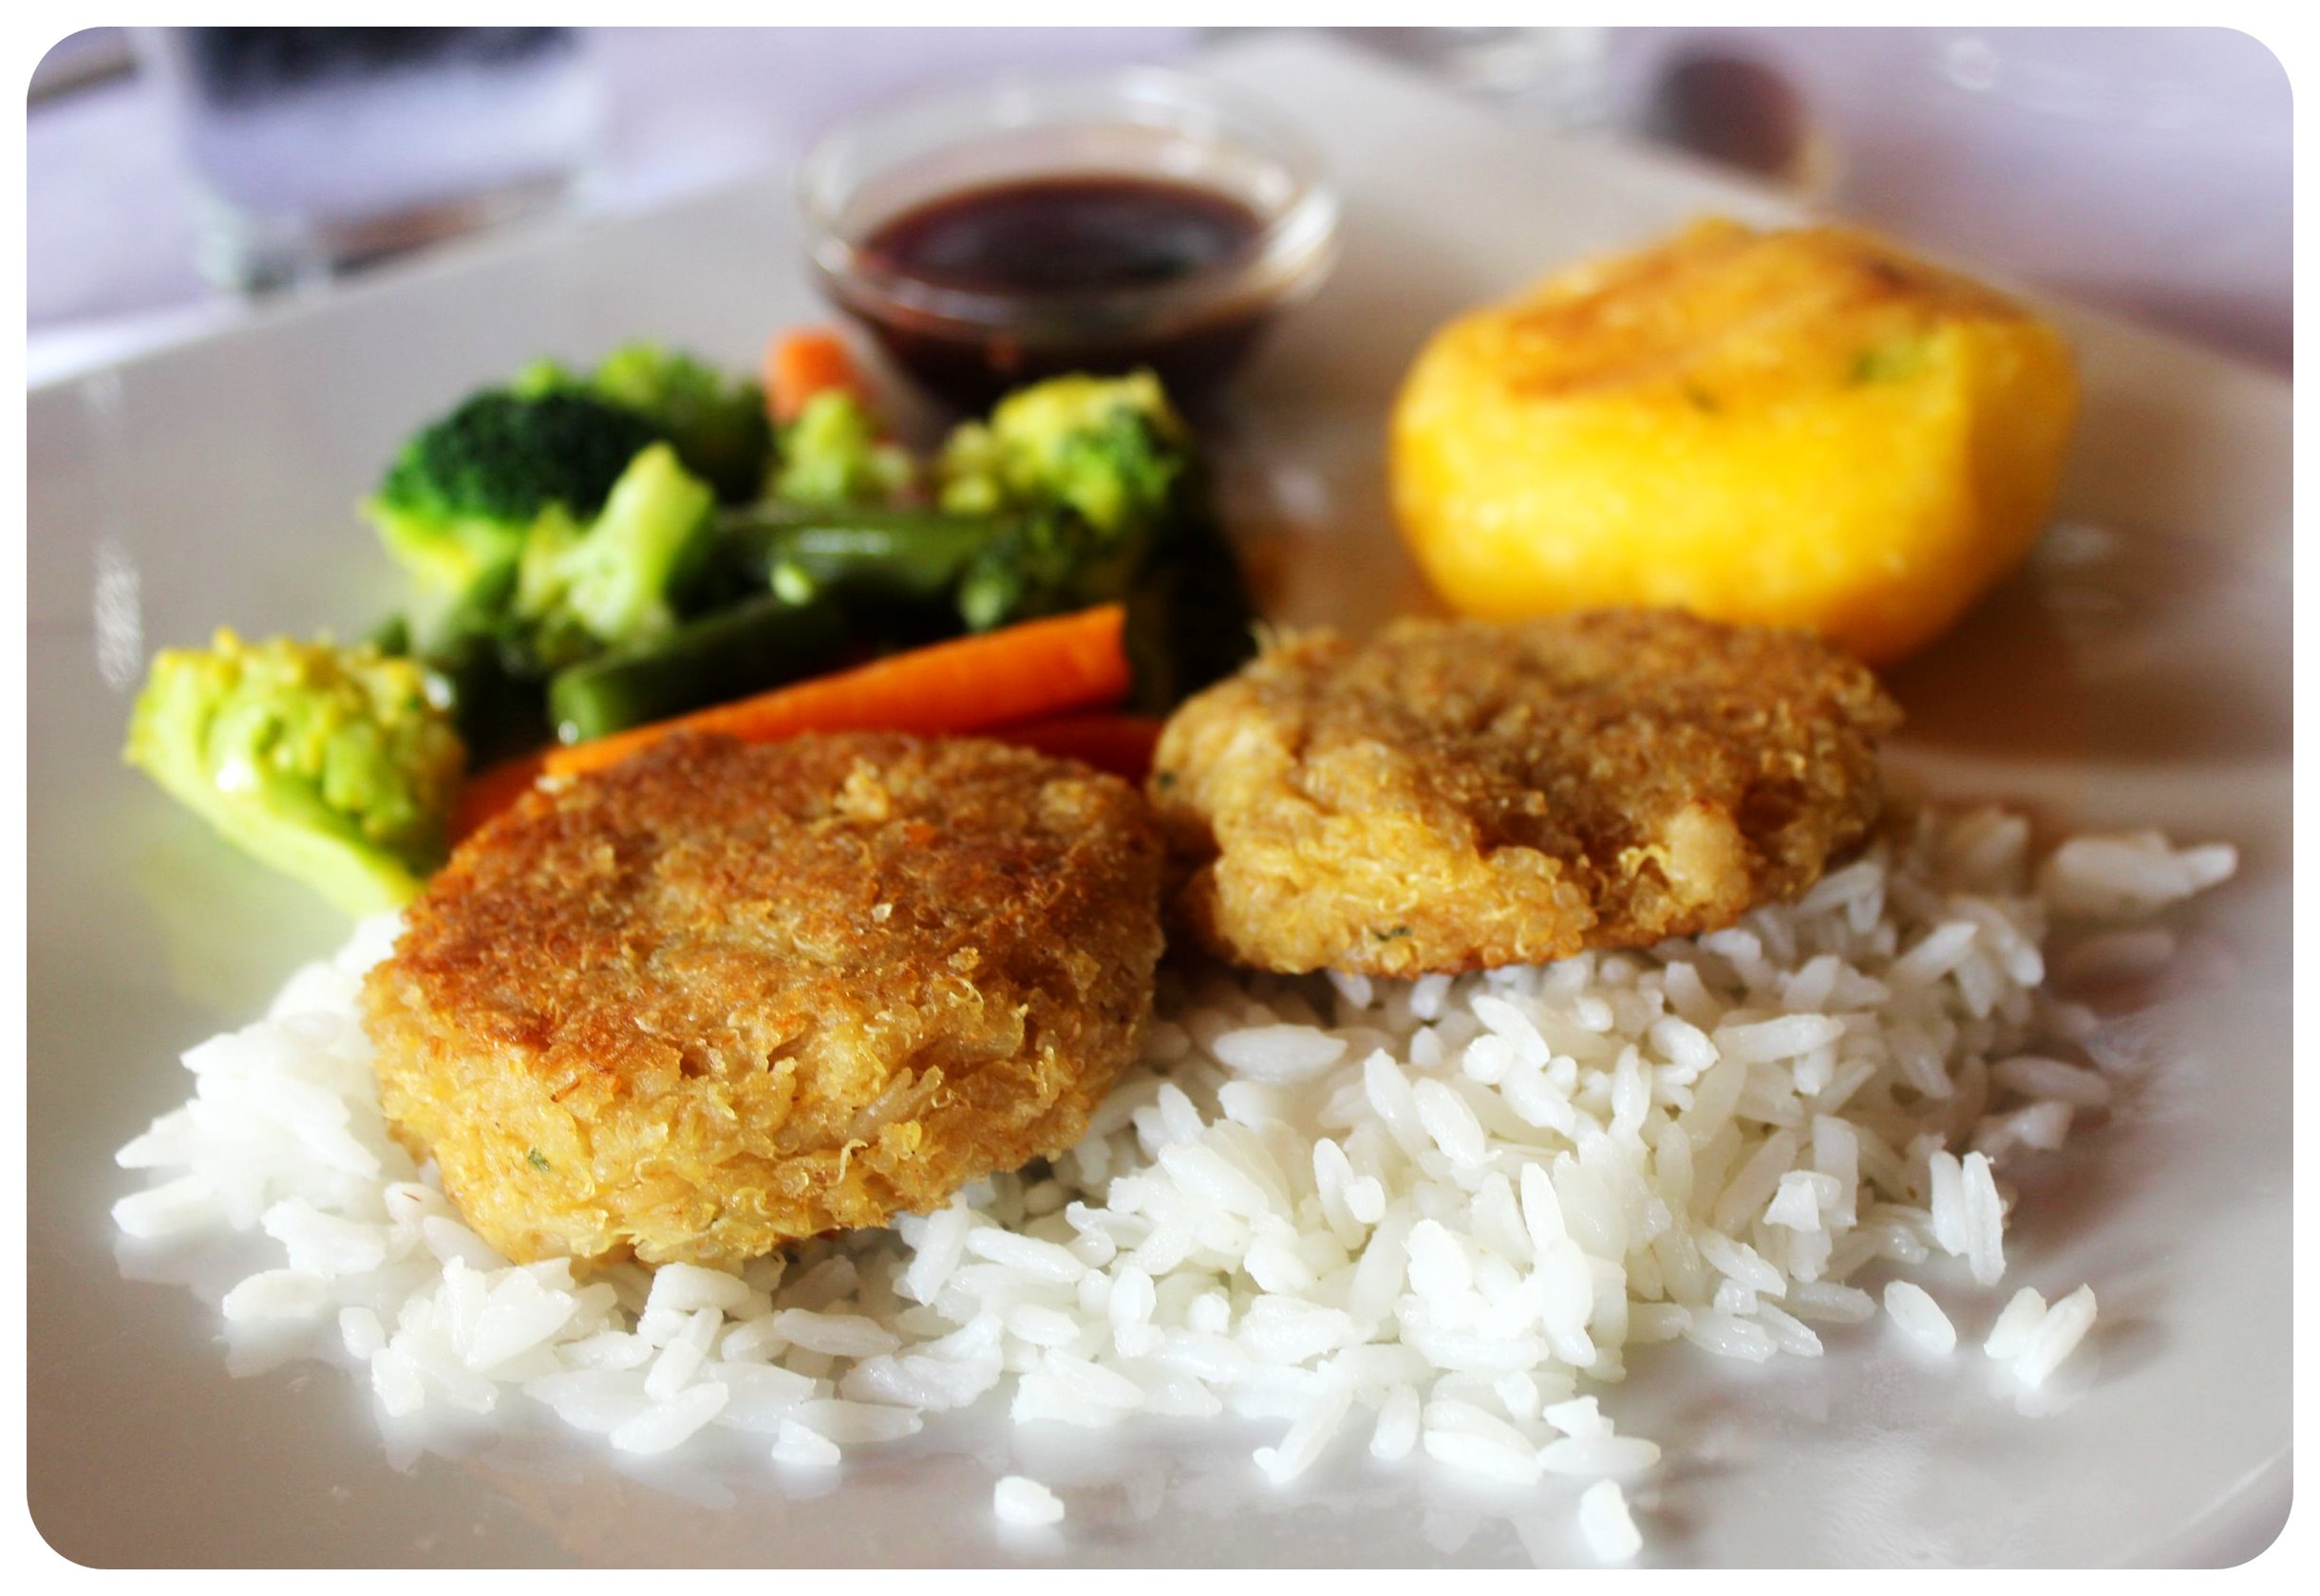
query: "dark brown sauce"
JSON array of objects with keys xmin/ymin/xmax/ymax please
[
  {"xmin": 864, "ymin": 175, "xmax": 1261, "ymax": 294},
  {"xmin": 841, "ymin": 175, "xmax": 1274, "ymax": 409}
]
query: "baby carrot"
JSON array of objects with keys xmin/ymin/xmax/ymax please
[
  {"xmin": 448, "ymin": 748, "xmax": 550, "ymax": 842},
  {"xmin": 764, "ymin": 327, "xmax": 865, "ymax": 424},
  {"xmin": 540, "ymin": 604, "xmax": 1132, "ymax": 783}
]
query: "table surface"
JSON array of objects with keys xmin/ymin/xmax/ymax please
[{"xmin": 26, "ymin": 26, "xmax": 2293, "ymax": 386}]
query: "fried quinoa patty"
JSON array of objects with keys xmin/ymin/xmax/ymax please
[
  {"xmin": 363, "ymin": 731, "xmax": 1165, "ymax": 1267},
  {"xmin": 1149, "ymin": 610, "xmax": 1901, "ymax": 976}
]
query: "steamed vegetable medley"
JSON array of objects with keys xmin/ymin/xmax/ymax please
[{"xmin": 125, "ymin": 337, "xmax": 1255, "ymax": 914}]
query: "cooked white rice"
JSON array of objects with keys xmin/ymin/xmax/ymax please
[
  {"xmin": 2014, "ymin": 1284, "xmax": 2101, "ymax": 1388},
  {"xmin": 994, "ymin": 1474, "xmax": 1066, "ymax": 1527},
  {"xmin": 1578, "ymin": 1477, "xmax": 1643, "ymax": 1563},
  {"xmin": 1881, "ymin": 1280, "xmax": 1957, "ymax": 1356},
  {"xmin": 1983, "ymin": 1286, "xmax": 2049, "ymax": 1361},
  {"xmin": 112, "ymin": 809, "xmax": 2232, "ymax": 1556}
]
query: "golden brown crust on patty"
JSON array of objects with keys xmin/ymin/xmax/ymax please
[
  {"xmin": 1148, "ymin": 610, "xmax": 1900, "ymax": 976},
  {"xmin": 363, "ymin": 731, "xmax": 1164, "ymax": 1267}
]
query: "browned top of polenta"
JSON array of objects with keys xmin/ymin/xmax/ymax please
[{"xmin": 1488, "ymin": 218, "xmax": 2037, "ymax": 402}]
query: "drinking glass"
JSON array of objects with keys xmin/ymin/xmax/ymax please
[{"xmin": 138, "ymin": 27, "xmax": 605, "ymax": 291}]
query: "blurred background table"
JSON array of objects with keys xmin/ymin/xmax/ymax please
[{"xmin": 26, "ymin": 26, "xmax": 2292, "ymax": 386}]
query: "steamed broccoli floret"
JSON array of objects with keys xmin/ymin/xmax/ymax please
[
  {"xmin": 367, "ymin": 384, "xmax": 723, "ymax": 679},
  {"xmin": 365, "ymin": 388, "xmax": 662, "ymax": 604},
  {"xmin": 933, "ymin": 371, "xmax": 1256, "ymax": 707},
  {"xmin": 954, "ymin": 506, "xmax": 1143, "ymax": 633},
  {"xmin": 936, "ymin": 370, "xmax": 1190, "ymax": 535},
  {"xmin": 519, "ymin": 344, "xmax": 772, "ymax": 505},
  {"xmin": 511, "ymin": 441, "xmax": 717, "ymax": 671},
  {"xmin": 771, "ymin": 389, "xmax": 917, "ymax": 508},
  {"xmin": 124, "ymin": 630, "xmax": 465, "ymax": 914}
]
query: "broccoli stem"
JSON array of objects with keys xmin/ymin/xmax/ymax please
[
  {"xmin": 547, "ymin": 591, "xmax": 848, "ymax": 744},
  {"xmin": 1122, "ymin": 510, "xmax": 1260, "ymax": 712},
  {"xmin": 424, "ymin": 625, "xmax": 549, "ymax": 767}
]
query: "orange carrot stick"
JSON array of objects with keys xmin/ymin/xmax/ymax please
[
  {"xmin": 539, "ymin": 604, "xmax": 1132, "ymax": 785},
  {"xmin": 765, "ymin": 327, "xmax": 864, "ymax": 424},
  {"xmin": 989, "ymin": 714, "xmax": 1164, "ymax": 784},
  {"xmin": 449, "ymin": 749, "xmax": 550, "ymax": 842}
]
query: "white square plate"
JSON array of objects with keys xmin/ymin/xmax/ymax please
[{"xmin": 28, "ymin": 38, "xmax": 2289, "ymax": 1567}]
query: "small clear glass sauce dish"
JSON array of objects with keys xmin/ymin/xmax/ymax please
[{"xmin": 797, "ymin": 66, "xmax": 1341, "ymax": 410}]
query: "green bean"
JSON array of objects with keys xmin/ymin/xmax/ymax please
[
  {"xmin": 716, "ymin": 505, "xmax": 1003, "ymax": 603},
  {"xmin": 548, "ymin": 591, "xmax": 848, "ymax": 744}
]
